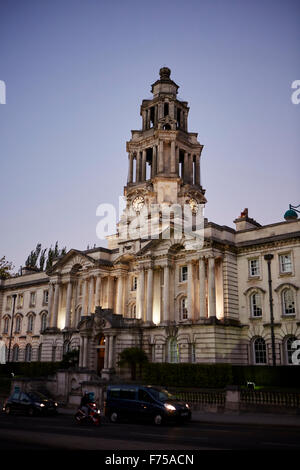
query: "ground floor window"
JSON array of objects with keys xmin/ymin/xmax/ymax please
[
  {"xmin": 168, "ymin": 337, "xmax": 179, "ymax": 363},
  {"xmin": 253, "ymin": 337, "xmax": 267, "ymax": 364},
  {"xmin": 25, "ymin": 344, "xmax": 32, "ymax": 362}
]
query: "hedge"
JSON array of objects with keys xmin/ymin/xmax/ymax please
[
  {"xmin": 0, "ymin": 362, "xmax": 61, "ymax": 378},
  {"xmin": 142, "ymin": 363, "xmax": 300, "ymax": 389}
]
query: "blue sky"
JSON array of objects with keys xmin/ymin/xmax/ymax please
[{"xmin": 0, "ymin": 0, "xmax": 299, "ymax": 270}]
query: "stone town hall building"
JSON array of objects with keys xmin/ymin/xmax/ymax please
[{"xmin": 1, "ymin": 68, "xmax": 300, "ymax": 378}]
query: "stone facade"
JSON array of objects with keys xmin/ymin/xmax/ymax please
[{"xmin": 1, "ymin": 68, "xmax": 300, "ymax": 378}]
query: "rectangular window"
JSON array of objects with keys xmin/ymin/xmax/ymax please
[
  {"xmin": 279, "ymin": 254, "xmax": 292, "ymax": 274},
  {"xmin": 43, "ymin": 290, "xmax": 49, "ymax": 305},
  {"xmin": 249, "ymin": 259, "xmax": 260, "ymax": 277},
  {"xmin": 6, "ymin": 296, "xmax": 12, "ymax": 310},
  {"xmin": 17, "ymin": 294, "xmax": 23, "ymax": 309},
  {"xmin": 180, "ymin": 266, "xmax": 188, "ymax": 282},
  {"xmin": 29, "ymin": 292, "xmax": 36, "ymax": 307},
  {"xmin": 132, "ymin": 276, "xmax": 137, "ymax": 291}
]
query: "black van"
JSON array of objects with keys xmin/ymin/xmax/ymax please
[{"xmin": 105, "ymin": 384, "xmax": 191, "ymax": 425}]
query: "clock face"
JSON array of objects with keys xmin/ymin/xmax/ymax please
[
  {"xmin": 132, "ymin": 195, "xmax": 145, "ymax": 212},
  {"xmin": 189, "ymin": 198, "xmax": 198, "ymax": 214}
]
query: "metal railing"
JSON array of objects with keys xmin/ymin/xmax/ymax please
[
  {"xmin": 241, "ymin": 390, "xmax": 300, "ymax": 408},
  {"xmin": 170, "ymin": 388, "xmax": 225, "ymax": 406}
]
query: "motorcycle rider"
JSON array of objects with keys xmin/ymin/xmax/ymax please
[{"xmin": 80, "ymin": 391, "xmax": 91, "ymax": 417}]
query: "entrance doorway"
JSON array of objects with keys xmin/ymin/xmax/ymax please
[{"xmin": 97, "ymin": 335, "xmax": 105, "ymax": 375}]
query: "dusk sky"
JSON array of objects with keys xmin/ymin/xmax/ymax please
[{"xmin": 0, "ymin": 0, "xmax": 299, "ymax": 271}]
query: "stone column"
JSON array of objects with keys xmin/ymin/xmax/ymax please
[
  {"xmin": 195, "ymin": 154, "xmax": 200, "ymax": 186},
  {"xmin": 127, "ymin": 153, "xmax": 133, "ymax": 183},
  {"xmin": 151, "ymin": 145, "xmax": 157, "ymax": 178},
  {"xmin": 72, "ymin": 280, "xmax": 79, "ymax": 327},
  {"xmin": 146, "ymin": 267, "xmax": 153, "ymax": 324},
  {"xmin": 95, "ymin": 275, "xmax": 101, "ymax": 308},
  {"xmin": 198, "ymin": 257, "xmax": 206, "ymax": 320},
  {"xmin": 82, "ymin": 336, "xmax": 88, "ymax": 368},
  {"xmin": 51, "ymin": 282, "xmax": 60, "ymax": 328},
  {"xmin": 87, "ymin": 276, "xmax": 94, "ymax": 315},
  {"xmin": 103, "ymin": 336, "xmax": 109, "ymax": 369},
  {"xmin": 138, "ymin": 269, "xmax": 145, "ymax": 320},
  {"xmin": 136, "ymin": 151, "xmax": 141, "ymax": 182},
  {"xmin": 171, "ymin": 140, "xmax": 176, "ymax": 174},
  {"xmin": 106, "ymin": 276, "xmax": 114, "ymax": 309},
  {"xmin": 81, "ymin": 278, "xmax": 87, "ymax": 316},
  {"xmin": 208, "ymin": 256, "xmax": 216, "ymax": 318},
  {"xmin": 184, "ymin": 151, "xmax": 188, "ymax": 183},
  {"xmin": 79, "ymin": 336, "xmax": 84, "ymax": 367},
  {"xmin": 65, "ymin": 281, "xmax": 73, "ymax": 329},
  {"xmin": 142, "ymin": 149, "xmax": 146, "ymax": 181},
  {"xmin": 47, "ymin": 283, "xmax": 54, "ymax": 328},
  {"xmin": 175, "ymin": 146, "xmax": 180, "ymax": 176},
  {"xmin": 108, "ymin": 335, "xmax": 115, "ymax": 369},
  {"xmin": 158, "ymin": 140, "xmax": 164, "ymax": 173},
  {"xmin": 187, "ymin": 261, "xmax": 194, "ymax": 320},
  {"xmin": 116, "ymin": 276, "xmax": 123, "ymax": 314},
  {"xmin": 189, "ymin": 154, "xmax": 193, "ymax": 184},
  {"xmin": 162, "ymin": 265, "xmax": 169, "ymax": 323}
]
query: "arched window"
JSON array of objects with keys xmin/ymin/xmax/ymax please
[
  {"xmin": 12, "ymin": 344, "xmax": 19, "ymax": 362},
  {"xmin": 15, "ymin": 315, "xmax": 22, "ymax": 333},
  {"xmin": 282, "ymin": 289, "xmax": 295, "ymax": 315},
  {"xmin": 41, "ymin": 312, "xmax": 47, "ymax": 332},
  {"xmin": 285, "ymin": 336, "xmax": 298, "ymax": 365},
  {"xmin": 3, "ymin": 317, "xmax": 9, "ymax": 334},
  {"xmin": 253, "ymin": 337, "xmax": 267, "ymax": 364},
  {"xmin": 180, "ymin": 297, "xmax": 188, "ymax": 320},
  {"xmin": 25, "ymin": 344, "xmax": 32, "ymax": 362},
  {"xmin": 250, "ymin": 292, "xmax": 262, "ymax": 317},
  {"xmin": 168, "ymin": 337, "xmax": 179, "ymax": 363},
  {"xmin": 27, "ymin": 314, "xmax": 34, "ymax": 333}
]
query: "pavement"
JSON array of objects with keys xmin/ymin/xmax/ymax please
[{"xmin": 57, "ymin": 407, "xmax": 300, "ymax": 427}]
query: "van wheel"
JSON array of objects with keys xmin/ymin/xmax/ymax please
[
  {"xmin": 110, "ymin": 411, "xmax": 118, "ymax": 423},
  {"xmin": 153, "ymin": 414, "xmax": 163, "ymax": 426}
]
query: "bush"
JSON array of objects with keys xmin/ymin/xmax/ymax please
[
  {"xmin": 142, "ymin": 363, "xmax": 300, "ymax": 389},
  {"xmin": 0, "ymin": 362, "xmax": 61, "ymax": 378}
]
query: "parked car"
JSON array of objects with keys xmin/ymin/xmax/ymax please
[
  {"xmin": 3, "ymin": 390, "xmax": 58, "ymax": 416},
  {"xmin": 105, "ymin": 384, "xmax": 191, "ymax": 425}
]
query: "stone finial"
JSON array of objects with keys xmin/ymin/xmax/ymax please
[{"xmin": 159, "ymin": 67, "xmax": 171, "ymax": 80}]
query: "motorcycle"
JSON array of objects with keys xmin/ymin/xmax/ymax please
[{"xmin": 75, "ymin": 402, "xmax": 101, "ymax": 426}]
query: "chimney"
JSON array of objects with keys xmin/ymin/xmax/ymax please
[{"xmin": 234, "ymin": 208, "xmax": 261, "ymax": 231}]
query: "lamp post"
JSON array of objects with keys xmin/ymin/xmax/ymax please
[
  {"xmin": 264, "ymin": 254, "xmax": 276, "ymax": 366},
  {"xmin": 7, "ymin": 294, "xmax": 17, "ymax": 363}
]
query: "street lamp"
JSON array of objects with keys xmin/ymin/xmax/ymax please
[
  {"xmin": 264, "ymin": 254, "xmax": 276, "ymax": 366},
  {"xmin": 7, "ymin": 294, "xmax": 17, "ymax": 363},
  {"xmin": 284, "ymin": 204, "xmax": 299, "ymax": 221}
]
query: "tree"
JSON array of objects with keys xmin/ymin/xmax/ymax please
[
  {"xmin": 118, "ymin": 347, "xmax": 149, "ymax": 380},
  {"xmin": 24, "ymin": 242, "xmax": 67, "ymax": 272},
  {"xmin": 0, "ymin": 256, "xmax": 15, "ymax": 279}
]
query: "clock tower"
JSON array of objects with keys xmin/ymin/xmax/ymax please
[{"xmin": 118, "ymin": 67, "xmax": 206, "ymax": 240}]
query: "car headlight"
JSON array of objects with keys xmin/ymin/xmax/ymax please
[
  {"xmin": 164, "ymin": 403, "xmax": 176, "ymax": 412},
  {"xmin": 38, "ymin": 403, "xmax": 45, "ymax": 407},
  {"xmin": 97, "ymin": 410, "xmax": 101, "ymax": 414},
  {"xmin": 54, "ymin": 402, "xmax": 58, "ymax": 407},
  {"xmin": 185, "ymin": 403, "xmax": 190, "ymax": 409}
]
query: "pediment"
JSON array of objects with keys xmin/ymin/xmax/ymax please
[{"xmin": 47, "ymin": 249, "xmax": 97, "ymax": 275}]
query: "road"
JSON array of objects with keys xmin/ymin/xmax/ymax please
[{"xmin": 0, "ymin": 412, "xmax": 300, "ymax": 451}]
